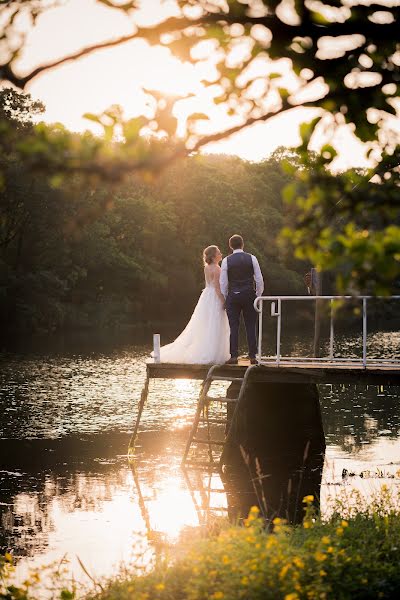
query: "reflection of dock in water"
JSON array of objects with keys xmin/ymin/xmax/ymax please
[
  {"xmin": 130, "ymin": 461, "xmax": 228, "ymax": 543},
  {"xmin": 182, "ymin": 467, "xmax": 228, "ymax": 525}
]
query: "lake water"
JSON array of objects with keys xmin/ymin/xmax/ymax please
[{"xmin": 1, "ymin": 328, "xmax": 400, "ymax": 593}]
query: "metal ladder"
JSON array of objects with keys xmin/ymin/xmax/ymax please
[{"xmin": 181, "ymin": 364, "xmax": 258, "ymax": 470}]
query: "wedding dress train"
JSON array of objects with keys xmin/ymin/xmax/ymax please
[{"xmin": 156, "ymin": 282, "xmax": 230, "ymax": 364}]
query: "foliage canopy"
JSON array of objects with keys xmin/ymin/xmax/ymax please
[{"xmin": 1, "ymin": 1, "xmax": 399, "ymax": 290}]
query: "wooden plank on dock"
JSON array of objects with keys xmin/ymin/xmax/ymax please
[{"xmin": 146, "ymin": 361, "xmax": 400, "ymax": 386}]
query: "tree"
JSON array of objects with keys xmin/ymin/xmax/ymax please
[
  {"xmin": 1, "ymin": 1, "xmax": 399, "ymax": 291},
  {"xmin": 0, "ymin": 91, "xmax": 307, "ymax": 333}
]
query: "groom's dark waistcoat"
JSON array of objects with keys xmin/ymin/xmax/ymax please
[{"xmin": 227, "ymin": 252, "xmax": 255, "ymax": 294}]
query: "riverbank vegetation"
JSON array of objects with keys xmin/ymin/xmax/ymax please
[{"xmin": 2, "ymin": 490, "xmax": 400, "ymax": 599}]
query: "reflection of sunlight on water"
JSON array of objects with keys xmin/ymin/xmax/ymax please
[
  {"xmin": 13, "ymin": 482, "xmax": 150, "ymax": 590},
  {"xmin": 158, "ymin": 379, "xmax": 230, "ymax": 430},
  {"xmin": 11, "ymin": 467, "xmax": 202, "ymax": 588},
  {"xmin": 321, "ymin": 438, "xmax": 400, "ymax": 517},
  {"xmin": 169, "ymin": 379, "xmax": 199, "ymax": 429},
  {"xmin": 173, "ymin": 378, "xmax": 198, "ymax": 400},
  {"xmin": 144, "ymin": 474, "xmax": 199, "ymax": 540}
]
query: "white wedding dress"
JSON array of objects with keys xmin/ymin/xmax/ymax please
[{"xmin": 156, "ymin": 270, "xmax": 230, "ymax": 364}]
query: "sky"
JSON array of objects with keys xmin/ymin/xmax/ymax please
[{"xmin": 13, "ymin": 0, "xmax": 369, "ymax": 168}]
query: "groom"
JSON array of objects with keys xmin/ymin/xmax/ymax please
[{"xmin": 220, "ymin": 234, "xmax": 264, "ymax": 365}]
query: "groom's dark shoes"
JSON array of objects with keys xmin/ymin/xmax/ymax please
[
  {"xmin": 250, "ymin": 357, "xmax": 257, "ymax": 365},
  {"xmin": 225, "ymin": 357, "xmax": 238, "ymax": 365}
]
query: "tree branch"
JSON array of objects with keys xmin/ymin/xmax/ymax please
[
  {"xmin": 28, "ymin": 96, "xmax": 324, "ymax": 180},
  {"xmin": 0, "ymin": 16, "xmax": 192, "ymax": 88}
]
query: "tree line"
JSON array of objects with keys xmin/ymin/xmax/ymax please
[{"xmin": 0, "ymin": 91, "xmax": 317, "ymax": 334}]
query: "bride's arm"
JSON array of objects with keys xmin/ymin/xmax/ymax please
[{"xmin": 214, "ymin": 266, "xmax": 226, "ymax": 305}]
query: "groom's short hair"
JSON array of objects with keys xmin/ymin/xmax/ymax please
[{"xmin": 229, "ymin": 234, "xmax": 244, "ymax": 250}]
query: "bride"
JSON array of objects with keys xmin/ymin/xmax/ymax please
[{"xmin": 155, "ymin": 245, "xmax": 230, "ymax": 364}]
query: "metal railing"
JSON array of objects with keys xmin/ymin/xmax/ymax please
[{"xmin": 254, "ymin": 296, "xmax": 400, "ymax": 368}]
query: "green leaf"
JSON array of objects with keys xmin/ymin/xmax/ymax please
[
  {"xmin": 299, "ymin": 117, "xmax": 322, "ymax": 147},
  {"xmin": 122, "ymin": 116, "xmax": 147, "ymax": 143},
  {"xmin": 60, "ymin": 589, "xmax": 75, "ymax": 600},
  {"xmin": 83, "ymin": 113, "xmax": 101, "ymax": 124},
  {"xmin": 283, "ymin": 182, "xmax": 297, "ymax": 204}
]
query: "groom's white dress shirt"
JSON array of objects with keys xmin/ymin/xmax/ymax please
[{"xmin": 220, "ymin": 249, "xmax": 264, "ymax": 299}]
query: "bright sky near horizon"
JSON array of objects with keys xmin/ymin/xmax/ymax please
[{"xmin": 13, "ymin": 0, "xmax": 368, "ymax": 168}]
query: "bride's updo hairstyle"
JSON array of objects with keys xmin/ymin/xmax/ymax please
[{"xmin": 203, "ymin": 245, "xmax": 219, "ymax": 265}]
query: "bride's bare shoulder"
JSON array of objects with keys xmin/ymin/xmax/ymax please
[{"xmin": 205, "ymin": 264, "xmax": 220, "ymax": 274}]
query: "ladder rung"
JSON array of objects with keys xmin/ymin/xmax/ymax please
[
  {"xmin": 211, "ymin": 376, "xmax": 243, "ymax": 382},
  {"xmin": 182, "ymin": 461, "xmax": 220, "ymax": 469},
  {"xmin": 206, "ymin": 396, "xmax": 238, "ymax": 403},
  {"xmin": 192, "ymin": 438, "xmax": 225, "ymax": 446}
]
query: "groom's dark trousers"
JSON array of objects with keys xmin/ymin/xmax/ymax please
[
  {"xmin": 226, "ymin": 289, "xmax": 257, "ymax": 358},
  {"xmin": 225, "ymin": 251, "xmax": 258, "ymax": 358}
]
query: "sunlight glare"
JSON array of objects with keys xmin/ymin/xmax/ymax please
[{"xmin": 145, "ymin": 475, "xmax": 199, "ymax": 539}]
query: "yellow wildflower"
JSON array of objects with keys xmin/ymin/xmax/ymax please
[
  {"xmin": 341, "ymin": 520, "xmax": 349, "ymax": 528},
  {"xmin": 336, "ymin": 527, "xmax": 344, "ymax": 536},
  {"xmin": 303, "ymin": 521, "xmax": 312, "ymax": 529},
  {"xmin": 285, "ymin": 594, "xmax": 300, "ymax": 600},
  {"xmin": 280, "ymin": 564, "xmax": 290, "ymax": 579},
  {"xmin": 319, "ymin": 569, "xmax": 327, "ymax": 577},
  {"xmin": 321, "ymin": 536, "xmax": 330, "ymax": 544},
  {"xmin": 303, "ymin": 495, "xmax": 314, "ymax": 503},
  {"xmin": 314, "ymin": 551, "xmax": 326, "ymax": 562},
  {"xmin": 241, "ymin": 576, "xmax": 249, "ymax": 585},
  {"xmin": 212, "ymin": 593, "xmax": 224, "ymax": 600},
  {"xmin": 293, "ymin": 557, "xmax": 304, "ymax": 569},
  {"xmin": 4, "ymin": 553, "xmax": 12, "ymax": 563},
  {"xmin": 327, "ymin": 546, "xmax": 334, "ymax": 554},
  {"xmin": 155, "ymin": 583, "xmax": 165, "ymax": 591},
  {"xmin": 222, "ymin": 555, "xmax": 230, "ymax": 565}
]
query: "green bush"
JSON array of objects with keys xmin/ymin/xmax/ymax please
[{"xmin": 3, "ymin": 489, "xmax": 400, "ymax": 600}]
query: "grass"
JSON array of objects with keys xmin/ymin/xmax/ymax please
[{"xmin": 2, "ymin": 487, "xmax": 400, "ymax": 600}]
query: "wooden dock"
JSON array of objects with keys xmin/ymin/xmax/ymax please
[
  {"xmin": 129, "ymin": 360, "xmax": 400, "ymax": 463},
  {"xmin": 147, "ymin": 361, "xmax": 400, "ymax": 386}
]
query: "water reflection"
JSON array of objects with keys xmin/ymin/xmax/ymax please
[{"xmin": 1, "ymin": 332, "xmax": 400, "ymax": 588}]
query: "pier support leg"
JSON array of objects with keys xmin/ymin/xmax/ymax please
[
  {"xmin": 221, "ymin": 381, "xmax": 326, "ymax": 524},
  {"xmin": 128, "ymin": 374, "xmax": 150, "ymax": 457}
]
